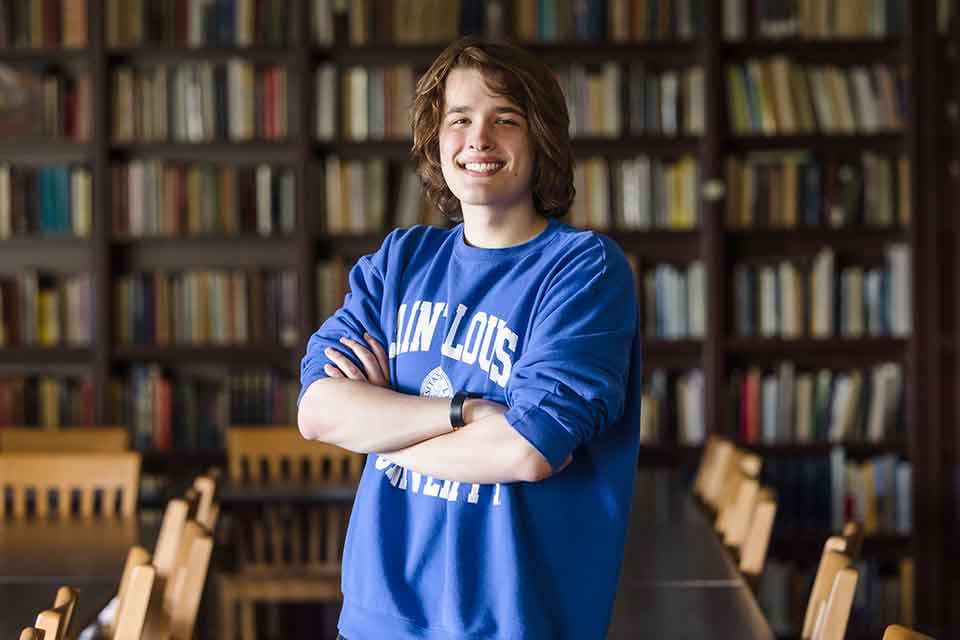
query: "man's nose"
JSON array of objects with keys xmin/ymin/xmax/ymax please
[{"xmin": 468, "ymin": 122, "xmax": 494, "ymax": 151}]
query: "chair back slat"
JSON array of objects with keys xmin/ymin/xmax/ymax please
[
  {"xmin": 34, "ymin": 609, "xmax": 64, "ymax": 640},
  {"xmin": 0, "ymin": 453, "xmax": 140, "ymax": 520},
  {"xmin": 802, "ymin": 547, "xmax": 852, "ymax": 639},
  {"xmin": 812, "ymin": 567, "xmax": 859, "ymax": 640},
  {"xmin": 53, "ymin": 586, "xmax": 79, "ymax": 640},
  {"xmin": 19, "ymin": 628, "xmax": 39, "ymax": 640},
  {"xmin": 168, "ymin": 531, "xmax": 214, "ymax": 640},
  {"xmin": 0, "ymin": 427, "xmax": 128, "ymax": 453},
  {"xmin": 226, "ymin": 426, "xmax": 363, "ymax": 486},
  {"xmin": 740, "ymin": 491, "xmax": 777, "ymax": 578},
  {"xmin": 113, "ymin": 564, "xmax": 156, "ymax": 640},
  {"xmin": 882, "ymin": 624, "xmax": 935, "ymax": 640}
]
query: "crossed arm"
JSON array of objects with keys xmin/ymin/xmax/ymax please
[{"xmin": 297, "ymin": 334, "xmax": 563, "ymax": 484}]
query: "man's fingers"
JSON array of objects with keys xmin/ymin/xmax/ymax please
[
  {"xmin": 364, "ymin": 333, "xmax": 390, "ymax": 378},
  {"xmin": 323, "ymin": 363, "xmax": 345, "ymax": 378},
  {"xmin": 339, "ymin": 337, "xmax": 387, "ymax": 385},
  {"xmin": 324, "ymin": 347, "xmax": 367, "ymax": 381}
]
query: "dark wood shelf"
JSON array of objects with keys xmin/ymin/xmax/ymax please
[
  {"xmin": 727, "ymin": 227, "xmax": 909, "ymax": 257},
  {"xmin": 0, "ymin": 140, "xmax": 90, "ymax": 159},
  {"xmin": 0, "ymin": 236, "xmax": 90, "ymax": 249},
  {"xmin": 141, "ymin": 451, "xmax": 226, "ymax": 473},
  {"xmin": 319, "ymin": 41, "xmax": 700, "ymax": 66},
  {"xmin": 726, "ymin": 134, "xmax": 903, "ymax": 152},
  {"xmin": 637, "ymin": 443, "xmax": 702, "ymax": 467},
  {"xmin": 112, "ymin": 345, "xmax": 299, "ymax": 366},
  {"xmin": 0, "ymin": 347, "xmax": 93, "ymax": 365},
  {"xmin": 111, "ymin": 234, "xmax": 296, "ymax": 247},
  {"xmin": 770, "ymin": 532, "xmax": 910, "ymax": 561},
  {"xmin": 726, "ymin": 337, "xmax": 908, "ymax": 364},
  {"xmin": 109, "ymin": 142, "xmax": 297, "ymax": 162},
  {"xmin": 611, "ymin": 229, "xmax": 701, "ymax": 261},
  {"xmin": 316, "ymin": 233, "xmax": 387, "ymax": 259},
  {"xmin": 642, "ymin": 339, "xmax": 703, "ymax": 366},
  {"xmin": 723, "ymin": 38, "xmax": 901, "ymax": 62},
  {"xmin": 0, "ymin": 48, "xmax": 89, "ymax": 62},
  {"xmin": 738, "ymin": 441, "xmax": 908, "ymax": 459},
  {"xmin": 107, "ymin": 46, "xmax": 293, "ymax": 63}
]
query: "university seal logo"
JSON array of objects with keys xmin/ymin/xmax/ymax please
[{"xmin": 420, "ymin": 366, "xmax": 453, "ymax": 398}]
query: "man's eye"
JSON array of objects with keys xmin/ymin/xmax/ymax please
[
  {"xmin": 496, "ymin": 118, "xmax": 518, "ymax": 125},
  {"xmin": 450, "ymin": 118, "xmax": 469, "ymax": 126}
]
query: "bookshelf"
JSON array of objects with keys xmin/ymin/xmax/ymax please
[{"xmin": 0, "ymin": 0, "xmax": 952, "ymax": 636}]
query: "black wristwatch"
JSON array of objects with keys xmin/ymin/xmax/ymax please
[{"xmin": 449, "ymin": 391, "xmax": 479, "ymax": 430}]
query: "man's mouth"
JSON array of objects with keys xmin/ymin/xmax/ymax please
[{"xmin": 457, "ymin": 160, "xmax": 506, "ymax": 175}]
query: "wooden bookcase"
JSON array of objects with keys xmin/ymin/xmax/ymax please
[{"xmin": 0, "ymin": 0, "xmax": 953, "ymax": 636}]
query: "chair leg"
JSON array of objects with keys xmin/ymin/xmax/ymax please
[
  {"xmin": 219, "ymin": 580, "xmax": 235, "ymax": 640},
  {"xmin": 240, "ymin": 600, "xmax": 255, "ymax": 640}
]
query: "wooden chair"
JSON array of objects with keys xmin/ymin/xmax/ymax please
[
  {"xmin": 192, "ymin": 472, "xmax": 220, "ymax": 532},
  {"xmin": 34, "ymin": 609, "xmax": 65, "ymax": 640},
  {"xmin": 0, "ymin": 453, "xmax": 141, "ymax": 519},
  {"xmin": 219, "ymin": 426, "xmax": 363, "ymax": 640},
  {"xmin": 0, "ymin": 427, "xmax": 128, "ymax": 453},
  {"xmin": 699, "ymin": 438, "xmax": 736, "ymax": 511},
  {"xmin": 882, "ymin": 624, "xmax": 935, "ymax": 640},
  {"xmin": 739, "ymin": 487, "xmax": 777, "ymax": 587},
  {"xmin": 692, "ymin": 435, "xmax": 722, "ymax": 501},
  {"xmin": 113, "ymin": 564, "xmax": 156, "ymax": 640},
  {"xmin": 802, "ymin": 546, "xmax": 852, "ymax": 639},
  {"xmin": 152, "ymin": 498, "xmax": 190, "ymax": 580},
  {"xmin": 19, "ymin": 629, "xmax": 39, "ymax": 640},
  {"xmin": 811, "ymin": 567, "xmax": 859, "ymax": 640},
  {"xmin": 102, "ymin": 545, "xmax": 153, "ymax": 638},
  {"xmin": 53, "ymin": 586, "xmax": 79, "ymax": 640},
  {"xmin": 716, "ymin": 451, "xmax": 762, "ymax": 541}
]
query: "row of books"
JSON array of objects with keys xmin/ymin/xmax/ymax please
[
  {"xmin": 733, "ymin": 246, "xmax": 913, "ymax": 339},
  {"xmin": 0, "ymin": 376, "xmax": 94, "ymax": 428},
  {"xmin": 114, "ymin": 269, "xmax": 298, "ymax": 346},
  {"xmin": 640, "ymin": 368, "xmax": 705, "ymax": 444},
  {"xmin": 112, "ymin": 62, "xmax": 288, "ymax": 142},
  {"xmin": 318, "ymin": 0, "xmax": 482, "ymax": 46},
  {"xmin": 725, "ymin": 152, "xmax": 911, "ymax": 230},
  {"xmin": 639, "ymin": 260, "xmax": 707, "ymax": 340},
  {"xmin": 516, "ymin": 0, "xmax": 702, "ymax": 43},
  {"xmin": 0, "ymin": 65, "xmax": 90, "ymax": 140},
  {"xmin": 320, "ymin": 64, "xmax": 416, "ymax": 141},
  {"xmin": 558, "ymin": 64, "xmax": 704, "ymax": 138},
  {"xmin": 725, "ymin": 0, "xmax": 904, "ymax": 41},
  {"xmin": 322, "ymin": 157, "xmax": 440, "ymax": 234},
  {"xmin": 106, "ymin": 0, "xmax": 289, "ymax": 48},
  {"xmin": 760, "ymin": 450, "xmax": 911, "ymax": 535},
  {"xmin": 0, "ymin": 271, "xmax": 92, "ymax": 347},
  {"xmin": 0, "ymin": 0, "xmax": 87, "ymax": 49},
  {"xmin": 0, "ymin": 164, "xmax": 92, "ymax": 237},
  {"xmin": 727, "ymin": 59, "xmax": 906, "ymax": 136},
  {"xmin": 573, "ymin": 155, "xmax": 700, "ymax": 231},
  {"xmin": 112, "ymin": 161, "xmax": 295, "ymax": 237},
  {"xmin": 729, "ymin": 362, "xmax": 904, "ymax": 445},
  {"xmin": 120, "ymin": 365, "xmax": 298, "ymax": 452},
  {"xmin": 760, "ymin": 557, "xmax": 913, "ymax": 638}
]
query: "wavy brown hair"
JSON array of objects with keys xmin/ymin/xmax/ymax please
[{"xmin": 411, "ymin": 37, "xmax": 575, "ymax": 222}]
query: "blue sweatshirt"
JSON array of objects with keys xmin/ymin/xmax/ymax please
[{"xmin": 299, "ymin": 218, "xmax": 642, "ymax": 640}]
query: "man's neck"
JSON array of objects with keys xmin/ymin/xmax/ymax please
[{"xmin": 461, "ymin": 205, "xmax": 548, "ymax": 249}]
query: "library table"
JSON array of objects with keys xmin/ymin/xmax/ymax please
[
  {"xmin": 608, "ymin": 468, "xmax": 774, "ymax": 639},
  {"xmin": 0, "ymin": 517, "xmax": 155, "ymax": 637}
]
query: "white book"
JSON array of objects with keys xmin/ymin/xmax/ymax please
[
  {"xmin": 256, "ymin": 164, "xmax": 272, "ymax": 236},
  {"xmin": 325, "ymin": 156, "xmax": 343, "ymax": 233},
  {"xmin": 887, "ymin": 243, "xmax": 912, "ymax": 336},
  {"xmin": 761, "ymin": 374, "xmax": 779, "ymax": 444},
  {"xmin": 830, "ymin": 446, "xmax": 847, "ymax": 531},
  {"xmin": 895, "ymin": 462, "xmax": 912, "ymax": 534},
  {"xmin": 314, "ymin": 0, "xmax": 334, "ymax": 45},
  {"xmin": 185, "ymin": 68, "xmax": 204, "ymax": 142},
  {"xmin": 0, "ymin": 164, "xmax": 10, "ymax": 239},
  {"xmin": 779, "ymin": 261, "xmax": 801, "ymax": 339},
  {"xmin": 349, "ymin": 67, "xmax": 369, "ymax": 141},
  {"xmin": 686, "ymin": 67, "xmax": 705, "ymax": 135},
  {"xmin": 828, "ymin": 374, "xmax": 852, "ymax": 442},
  {"xmin": 811, "ymin": 247, "xmax": 835, "ymax": 337},
  {"xmin": 723, "ymin": 0, "xmax": 745, "ymax": 40},
  {"xmin": 200, "ymin": 63, "xmax": 216, "ymax": 142},
  {"xmin": 841, "ymin": 266, "xmax": 865, "ymax": 337},
  {"xmin": 280, "ymin": 171, "xmax": 295, "ymax": 234},
  {"xmin": 776, "ymin": 360, "xmax": 795, "ymax": 442},
  {"xmin": 620, "ymin": 159, "xmax": 640, "ymax": 228},
  {"xmin": 315, "ymin": 65, "xmax": 337, "ymax": 140},
  {"xmin": 660, "ymin": 70, "xmax": 679, "ymax": 136},
  {"xmin": 851, "ymin": 67, "xmax": 879, "ymax": 132},
  {"xmin": 866, "ymin": 364, "xmax": 889, "ymax": 443},
  {"xmin": 759, "ymin": 265, "xmax": 778, "ymax": 337},
  {"xmin": 680, "ymin": 370, "xmax": 705, "ymax": 444},
  {"xmin": 687, "ymin": 261, "xmax": 706, "ymax": 338},
  {"xmin": 637, "ymin": 155, "xmax": 652, "ymax": 229},
  {"xmin": 794, "ymin": 373, "xmax": 814, "ymax": 442}
]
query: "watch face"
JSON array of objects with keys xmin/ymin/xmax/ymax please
[{"xmin": 420, "ymin": 366, "xmax": 454, "ymax": 399}]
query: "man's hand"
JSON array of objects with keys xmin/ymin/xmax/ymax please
[{"xmin": 323, "ymin": 333, "xmax": 390, "ymax": 388}]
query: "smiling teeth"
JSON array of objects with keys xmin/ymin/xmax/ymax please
[{"xmin": 464, "ymin": 162, "xmax": 503, "ymax": 172}]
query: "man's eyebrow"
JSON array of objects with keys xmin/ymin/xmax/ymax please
[{"xmin": 444, "ymin": 105, "xmax": 527, "ymax": 117}]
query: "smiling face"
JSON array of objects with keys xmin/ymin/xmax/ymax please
[{"xmin": 438, "ymin": 67, "xmax": 537, "ymax": 221}]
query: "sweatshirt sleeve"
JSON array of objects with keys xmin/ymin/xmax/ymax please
[
  {"xmin": 502, "ymin": 236, "xmax": 639, "ymax": 469},
  {"xmin": 298, "ymin": 239, "xmax": 391, "ymax": 405}
]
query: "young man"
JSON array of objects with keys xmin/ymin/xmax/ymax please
[{"xmin": 298, "ymin": 37, "xmax": 642, "ymax": 640}]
